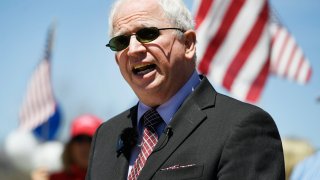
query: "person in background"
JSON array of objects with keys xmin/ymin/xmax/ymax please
[
  {"xmin": 86, "ymin": 0, "xmax": 285, "ymax": 179},
  {"xmin": 290, "ymin": 150, "xmax": 320, "ymax": 180},
  {"xmin": 32, "ymin": 114, "xmax": 102, "ymax": 180},
  {"xmin": 282, "ymin": 138, "xmax": 315, "ymax": 179}
]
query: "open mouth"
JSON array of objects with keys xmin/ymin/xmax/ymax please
[{"xmin": 132, "ymin": 63, "xmax": 157, "ymax": 75}]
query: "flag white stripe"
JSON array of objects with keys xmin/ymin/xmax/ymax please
[
  {"xmin": 287, "ymin": 48, "xmax": 303, "ymax": 80},
  {"xmin": 192, "ymin": 0, "xmax": 201, "ymax": 15},
  {"xmin": 277, "ymin": 33, "xmax": 295, "ymax": 76},
  {"xmin": 19, "ymin": 60, "xmax": 56, "ymax": 130},
  {"xmin": 297, "ymin": 60, "xmax": 311, "ymax": 84},
  {"xmin": 196, "ymin": 0, "xmax": 231, "ymax": 62},
  {"xmin": 270, "ymin": 23, "xmax": 287, "ymax": 70},
  {"xmin": 230, "ymin": 25, "xmax": 269, "ymax": 99}
]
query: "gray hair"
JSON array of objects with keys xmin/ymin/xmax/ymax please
[{"xmin": 108, "ymin": 0, "xmax": 195, "ymax": 37}]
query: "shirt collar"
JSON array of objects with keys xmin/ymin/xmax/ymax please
[{"xmin": 137, "ymin": 70, "xmax": 200, "ymax": 127}]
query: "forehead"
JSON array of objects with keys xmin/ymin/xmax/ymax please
[{"xmin": 112, "ymin": 0, "xmax": 169, "ymax": 35}]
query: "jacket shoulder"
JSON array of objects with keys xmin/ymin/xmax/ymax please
[{"xmin": 215, "ymin": 92, "xmax": 272, "ymax": 120}]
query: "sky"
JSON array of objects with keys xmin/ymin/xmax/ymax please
[{"xmin": 0, "ymin": 0, "xmax": 319, "ymax": 150}]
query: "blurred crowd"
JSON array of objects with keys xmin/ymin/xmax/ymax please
[
  {"xmin": 31, "ymin": 114, "xmax": 102, "ymax": 180},
  {"xmin": 283, "ymin": 138, "xmax": 320, "ymax": 179},
  {"xmin": 0, "ymin": 114, "xmax": 102, "ymax": 180}
]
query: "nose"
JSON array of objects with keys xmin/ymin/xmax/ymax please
[{"xmin": 127, "ymin": 35, "xmax": 146, "ymax": 56}]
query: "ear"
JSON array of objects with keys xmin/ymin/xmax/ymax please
[
  {"xmin": 115, "ymin": 53, "xmax": 120, "ymax": 65},
  {"xmin": 183, "ymin": 30, "xmax": 196, "ymax": 61}
]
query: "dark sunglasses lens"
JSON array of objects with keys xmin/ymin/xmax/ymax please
[
  {"xmin": 107, "ymin": 28, "xmax": 160, "ymax": 51},
  {"xmin": 109, "ymin": 35, "xmax": 130, "ymax": 51},
  {"xmin": 137, "ymin": 28, "xmax": 160, "ymax": 43}
]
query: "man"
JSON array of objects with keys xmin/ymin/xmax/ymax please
[{"xmin": 87, "ymin": 0, "xmax": 285, "ymax": 179}]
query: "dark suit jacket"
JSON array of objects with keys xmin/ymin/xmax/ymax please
[{"xmin": 86, "ymin": 77, "xmax": 285, "ymax": 180}]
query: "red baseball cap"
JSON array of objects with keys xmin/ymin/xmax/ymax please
[{"xmin": 70, "ymin": 114, "xmax": 103, "ymax": 138}]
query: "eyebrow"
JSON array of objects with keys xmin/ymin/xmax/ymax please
[
  {"xmin": 112, "ymin": 23, "xmax": 153, "ymax": 37},
  {"xmin": 112, "ymin": 27, "xmax": 128, "ymax": 37}
]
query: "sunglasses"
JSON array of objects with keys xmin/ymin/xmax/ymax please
[{"xmin": 106, "ymin": 27, "xmax": 185, "ymax": 51}]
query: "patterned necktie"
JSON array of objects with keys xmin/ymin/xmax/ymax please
[{"xmin": 128, "ymin": 109, "xmax": 163, "ymax": 180}]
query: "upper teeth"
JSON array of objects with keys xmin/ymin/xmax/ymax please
[{"xmin": 133, "ymin": 63, "xmax": 153, "ymax": 70}]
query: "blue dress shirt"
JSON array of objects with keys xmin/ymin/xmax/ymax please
[{"xmin": 127, "ymin": 70, "xmax": 201, "ymax": 175}]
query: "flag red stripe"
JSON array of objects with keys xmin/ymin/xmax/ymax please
[
  {"xmin": 198, "ymin": 0, "xmax": 245, "ymax": 75},
  {"xmin": 306, "ymin": 68, "xmax": 312, "ymax": 82},
  {"xmin": 223, "ymin": 1, "xmax": 269, "ymax": 90},
  {"xmin": 246, "ymin": 58, "xmax": 270, "ymax": 102},
  {"xmin": 195, "ymin": 0, "xmax": 214, "ymax": 30}
]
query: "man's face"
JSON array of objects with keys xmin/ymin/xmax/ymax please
[{"xmin": 112, "ymin": 0, "xmax": 195, "ymax": 107}]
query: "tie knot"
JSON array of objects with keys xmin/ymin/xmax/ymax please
[{"xmin": 143, "ymin": 109, "xmax": 163, "ymax": 129}]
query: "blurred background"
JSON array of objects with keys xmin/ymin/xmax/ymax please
[{"xmin": 0, "ymin": 0, "xmax": 319, "ymax": 179}]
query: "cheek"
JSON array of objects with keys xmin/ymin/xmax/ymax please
[
  {"xmin": 116, "ymin": 54, "xmax": 129, "ymax": 72},
  {"xmin": 115, "ymin": 53, "xmax": 123, "ymax": 67},
  {"xmin": 159, "ymin": 42, "xmax": 185, "ymax": 68},
  {"xmin": 72, "ymin": 143, "xmax": 91, "ymax": 156},
  {"xmin": 157, "ymin": 35, "xmax": 183, "ymax": 63},
  {"xmin": 116, "ymin": 54, "xmax": 135, "ymax": 86},
  {"xmin": 115, "ymin": 54, "xmax": 120, "ymax": 65}
]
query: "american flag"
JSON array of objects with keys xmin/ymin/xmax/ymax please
[
  {"xmin": 19, "ymin": 24, "xmax": 59, "ymax": 135},
  {"xmin": 270, "ymin": 19, "xmax": 312, "ymax": 84},
  {"xmin": 194, "ymin": 0, "xmax": 312, "ymax": 103}
]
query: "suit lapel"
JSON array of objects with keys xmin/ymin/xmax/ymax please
[
  {"xmin": 138, "ymin": 77, "xmax": 217, "ymax": 180},
  {"xmin": 113, "ymin": 153, "xmax": 130, "ymax": 180},
  {"xmin": 113, "ymin": 106, "xmax": 138, "ymax": 180}
]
